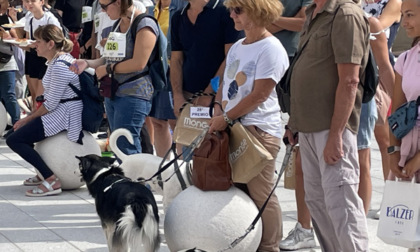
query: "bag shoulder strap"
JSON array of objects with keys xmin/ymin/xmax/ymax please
[
  {"xmin": 56, "ymin": 60, "xmax": 82, "ymax": 102},
  {"xmin": 130, "ymin": 13, "xmax": 150, "ymax": 44},
  {"xmin": 30, "ymin": 17, "xmax": 33, "ymax": 40},
  {"xmin": 130, "ymin": 13, "xmax": 161, "ymax": 64}
]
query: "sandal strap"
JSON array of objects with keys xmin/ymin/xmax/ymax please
[
  {"xmin": 30, "ymin": 187, "xmax": 45, "ymax": 194},
  {"xmin": 41, "ymin": 178, "xmax": 59, "ymax": 192}
]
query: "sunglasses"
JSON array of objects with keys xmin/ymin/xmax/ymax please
[
  {"xmin": 229, "ymin": 6, "xmax": 243, "ymax": 15},
  {"xmin": 100, "ymin": 0, "xmax": 116, "ymax": 10}
]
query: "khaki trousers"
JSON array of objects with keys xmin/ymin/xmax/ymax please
[{"xmin": 246, "ymin": 126, "xmax": 282, "ymax": 252}]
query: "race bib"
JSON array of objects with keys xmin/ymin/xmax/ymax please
[
  {"xmin": 103, "ymin": 32, "xmax": 126, "ymax": 59},
  {"xmin": 81, "ymin": 6, "xmax": 92, "ymax": 23}
]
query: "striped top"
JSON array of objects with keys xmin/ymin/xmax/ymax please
[{"xmin": 41, "ymin": 54, "xmax": 83, "ymax": 142}]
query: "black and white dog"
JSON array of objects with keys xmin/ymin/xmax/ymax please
[
  {"xmin": 77, "ymin": 154, "xmax": 160, "ymax": 252},
  {"xmin": 109, "ymin": 128, "xmax": 193, "ymax": 211}
]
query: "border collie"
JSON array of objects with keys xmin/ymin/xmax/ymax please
[
  {"xmin": 108, "ymin": 128, "xmax": 192, "ymax": 210},
  {"xmin": 77, "ymin": 154, "xmax": 160, "ymax": 252}
]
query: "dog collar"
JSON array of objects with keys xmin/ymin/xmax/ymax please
[{"xmin": 90, "ymin": 167, "xmax": 112, "ymax": 184}]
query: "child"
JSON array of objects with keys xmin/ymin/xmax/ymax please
[{"xmin": 22, "ymin": 0, "xmax": 60, "ymax": 110}]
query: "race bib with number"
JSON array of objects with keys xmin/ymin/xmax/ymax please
[
  {"xmin": 103, "ymin": 32, "xmax": 126, "ymax": 59},
  {"xmin": 82, "ymin": 6, "xmax": 92, "ymax": 23}
]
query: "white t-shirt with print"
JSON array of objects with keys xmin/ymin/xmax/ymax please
[
  {"xmin": 95, "ymin": 12, "xmax": 116, "ymax": 56},
  {"xmin": 24, "ymin": 11, "xmax": 61, "ymax": 39},
  {"xmin": 222, "ymin": 36, "xmax": 289, "ymax": 138}
]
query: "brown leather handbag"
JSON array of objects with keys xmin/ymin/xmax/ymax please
[{"xmin": 192, "ymin": 130, "xmax": 232, "ymax": 191}]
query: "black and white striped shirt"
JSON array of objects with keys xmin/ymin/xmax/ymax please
[{"xmin": 41, "ymin": 54, "xmax": 83, "ymax": 142}]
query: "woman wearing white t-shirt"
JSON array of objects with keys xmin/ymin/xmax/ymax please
[
  {"xmin": 22, "ymin": 0, "xmax": 60, "ymax": 111},
  {"xmin": 208, "ymin": 0, "xmax": 288, "ymax": 251}
]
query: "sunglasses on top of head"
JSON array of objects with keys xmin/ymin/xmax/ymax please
[
  {"xmin": 229, "ymin": 6, "xmax": 243, "ymax": 15},
  {"xmin": 100, "ymin": 0, "xmax": 116, "ymax": 10}
]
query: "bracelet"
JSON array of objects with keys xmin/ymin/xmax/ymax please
[
  {"xmin": 213, "ymin": 101, "xmax": 223, "ymax": 110},
  {"xmin": 223, "ymin": 112, "xmax": 233, "ymax": 125}
]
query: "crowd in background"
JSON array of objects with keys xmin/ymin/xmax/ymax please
[{"xmin": 1, "ymin": 0, "xmax": 419, "ymax": 251}]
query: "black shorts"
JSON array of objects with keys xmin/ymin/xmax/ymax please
[{"xmin": 25, "ymin": 50, "xmax": 47, "ymax": 79}]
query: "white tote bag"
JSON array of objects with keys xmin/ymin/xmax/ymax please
[{"xmin": 377, "ymin": 178, "xmax": 420, "ymax": 248}]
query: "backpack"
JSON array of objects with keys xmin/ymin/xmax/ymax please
[
  {"xmin": 58, "ymin": 60, "xmax": 105, "ymax": 133},
  {"xmin": 112, "ymin": 13, "xmax": 169, "ymax": 95},
  {"xmin": 361, "ymin": 49, "xmax": 379, "ymax": 103}
]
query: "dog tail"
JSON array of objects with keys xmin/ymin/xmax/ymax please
[
  {"xmin": 109, "ymin": 128, "xmax": 132, "ymax": 162},
  {"xmin": 117, "ymin": 204, "xmax": 160, "ymax": 252}
]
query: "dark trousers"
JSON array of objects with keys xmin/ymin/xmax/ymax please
[{"xmin": 6, "ymin": 117, "xmax": 54, "ymax": 179}]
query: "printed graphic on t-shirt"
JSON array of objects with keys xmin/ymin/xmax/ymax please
[{"xmin": 225, "ymin": 59, "xmax": 256, "ymax": 103}]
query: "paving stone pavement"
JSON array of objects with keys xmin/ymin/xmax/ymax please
[{"xmin": 0, "ymin": 133, "xmax": 411, "ymax": 252}]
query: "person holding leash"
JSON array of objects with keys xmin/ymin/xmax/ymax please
[{"xmin": 209, "ymin": 0, "xmax": 288, "ymax": 250}]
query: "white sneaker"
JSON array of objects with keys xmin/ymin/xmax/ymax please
[
  {"xmin": 279, "ymin": 222, "xmax": 316, "ymax": 251},
  {"xmin": 374, "ymin": 209, "xmax": 381, "ymax": 220}
]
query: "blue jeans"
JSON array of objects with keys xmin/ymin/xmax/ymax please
[
  {"xmin": 105, "ymin": 96, "xmax": 151, "ymax": 155},
  {"xmin": 0, "ymin": 71, "xmax": 20, "ymax": 124}
]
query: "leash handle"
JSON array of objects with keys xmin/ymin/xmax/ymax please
[{"xmin": 179, "ymin": 91, "xmax": 215, "ymax": 113}]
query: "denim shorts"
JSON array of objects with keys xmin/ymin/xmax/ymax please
[
  {"xmin": 149, "ymin": 90, "xmax": 176, "ymax": 120},
  {"xmin": 357, "ymin": 99, "xmax": 378, "ymax": 150}
]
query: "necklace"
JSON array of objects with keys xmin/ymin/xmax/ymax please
[
  {"xmin": 243, "ymin": 31, "xmax": 267, "ymax": 45},
  {"xmin": 364, "ymin": 0, "xmax": 380, "ymax": 3},
  {"xmin": 45, "ymin": 51, "xmax": 62, "ymax": 66}
]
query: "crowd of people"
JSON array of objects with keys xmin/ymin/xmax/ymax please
[{"xmin": 1, "ymin": 0, "xmax": 419, "ymax": 251}]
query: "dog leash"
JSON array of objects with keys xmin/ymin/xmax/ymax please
[
  {"xmin": 216, "ymin": 138, "xmax": 292, "ymax": 252},
  {"xmin": 157, "ymin": 143, "xmax": 190, "ymax": 190},
  {"xmin": 138, "ymin": 127, "xmax": 208, "ymax": 184}
]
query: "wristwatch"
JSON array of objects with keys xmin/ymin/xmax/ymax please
[
  {"xmin": 223, "ymin": 112, "xmax": 233, "ymax": 125},
  {"xmin": 387, "ymin": 146, "xmax": 401, "ymax": 154}
]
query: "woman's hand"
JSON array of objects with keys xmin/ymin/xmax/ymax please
[
  {"xmin": 13, "ymin": 117, "xmax": 31, "ymax": 131},
  {"xmin": 403, "ymin": 152, "xmax": 420, "ymax": 178},
  {"xmin": 0, "ymin": 29, "xmax": 11, "ymax": 39},
  {"xmin": 209, "ymin": 115, "xmax": 228, "ymax": 133},
  {"xmin": 389, "ymin": 152, "xmax": 409, "ymax": 179},
  {"xmin": 96, "ymin": 65, "xmax": 107, "ymax": 80},
  {"xmin": 100, "ymin": 38, "xmax": 107, "ymax": 47},
  {"xmin": 70, "ymin": 59, "xmax": 88, "ymax": 75}
]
